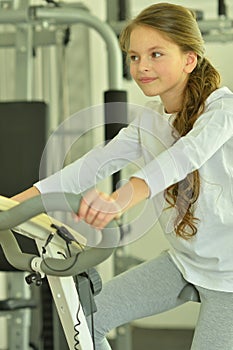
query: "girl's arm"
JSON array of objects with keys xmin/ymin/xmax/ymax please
[
  {"xmin": 12, "ymin": 186, "xmax": 41, "ymax": 202},
  {"xmin": 10, "ymin": 176, "xmax": 150, "ymax": 230}
]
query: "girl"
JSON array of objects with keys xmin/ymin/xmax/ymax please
[{"xmin": 14, "ymin": 3, "xmax": 233, "ymax": 349}]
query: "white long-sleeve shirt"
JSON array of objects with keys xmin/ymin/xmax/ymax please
[{"xmin": 35, "ymin": 86, "xmax": 233, "ymax": 292}]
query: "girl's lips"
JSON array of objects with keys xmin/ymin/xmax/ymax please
[{"xmin": 139, "ymin": 77, "xmax": 157, "ymax": 83}]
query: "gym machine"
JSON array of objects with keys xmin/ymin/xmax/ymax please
[{"xmin": 0, "ymin": 192, "xmax": 121, "ymax": 349}]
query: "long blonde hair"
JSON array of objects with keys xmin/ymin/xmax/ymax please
[{"xmin": 120, "ymin": 3, "xmax": 221, "ymax": 239}]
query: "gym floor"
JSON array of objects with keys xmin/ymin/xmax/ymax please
[{"xmin": 109, "ymin": 326, "xmax": 194, "ymax": 350}]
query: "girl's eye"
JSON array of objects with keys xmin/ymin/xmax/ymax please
[
  {"xmin": 129, "ymin": 55, "xmax": 139, "ymax": 62},
  {"xmin": 152, "ymin": 52, "xmax": 162, "ymax": 58}
]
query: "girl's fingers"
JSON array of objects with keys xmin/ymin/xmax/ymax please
[
  {"xmin": 77, "ymin": 189, "xmax": 121, "ymax": 228},
  {"xmin": 77, "ymin": 188, "xmax": 100, "ymax": 219}
]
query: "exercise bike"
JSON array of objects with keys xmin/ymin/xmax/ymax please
[{"xmin": 0, "ymin": 192, "xmax": 120, "ymax": 350}]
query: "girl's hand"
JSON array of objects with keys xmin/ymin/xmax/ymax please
[
  {"xmin": 77, "ymin": 188, "xmax": 122, "ymax": 229},
  {"xmin": 77, "ymin": 177, "xmax": 150, "ymax": 229}
]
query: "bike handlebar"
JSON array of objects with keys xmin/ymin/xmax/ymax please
[{"xmin": 0, "ymin": 193, "xmax": 120, "ymax": 276}]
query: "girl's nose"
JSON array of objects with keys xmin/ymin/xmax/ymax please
[{"xmin": 138, "ymin": 57, "xmax": 151, "ymax": 72}]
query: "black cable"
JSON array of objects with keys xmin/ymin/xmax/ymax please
[
  {"xmin": 41, "ymin": 223, "xmax": 83, "ymax": 273},
  {"xmin": 41, "ymin": 224, "xmax": 97, "ymax": 348},
  {"xmin": 74, "ymin": 306, "xmax": 81, "ymax": 349},
  {"xmin": 41, "ymin": 249, "xmax": 80, "ymax": 273},
  {"xmin": 44, "ymin": 0, "xmax": 71, "ymax": 46},
  {"xmin": 69, "ymin": 245, "xmax": 96, "ymax": 349},
  {"xmin": 85, "ymin": 270, "xmax": 97, "ymax": 350},
  {"xmin": 41, "ymin": 238, "xmax": 81, "ymax": 348},
  {"xmin": 73, "ymin": 269, "xmax": 81, "ymax": 349},
  {"xmin": 51, "ymin": 223, "xmax": 75, "ymax": 244},
  {"xmin": 42, "ymin": 232, "xmax": 54, "ymax": 254},
  {"xmin": 66, "ymin": 243, "xmax": 81, "ymax": 349}
]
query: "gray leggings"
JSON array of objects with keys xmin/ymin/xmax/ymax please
[{"xmin": 91, "ymin": 251, "xmax": 233, "ymax": 350}]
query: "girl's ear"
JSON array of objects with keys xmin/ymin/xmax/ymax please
[{"xmin": 184, "ymin": 51, "xmax": 198, "ymax": 73}]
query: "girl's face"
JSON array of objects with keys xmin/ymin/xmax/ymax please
[{"xmin": 129, "ymin": 25, "xmax": 197, "ymax": 113}]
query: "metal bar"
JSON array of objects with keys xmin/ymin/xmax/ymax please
[
  {"xmin": 0, "ymin": 5, "xmax": 123, "ymax": 89},
  {"xmin": 0, "ymin": 7, "xmax": 232, "ymax": 35},
  {"xmin": 0, "ymin": 29, "xmax": 63, "ymax": 48},
  {"xmin": 198, "ymin": 18, "xmax": 232, "ymax": 32},
  {"xmin": 0, "ymin": 9, "xmax": 28, "ymax": 23},
  {"xmin": 203, "ymin": 32, "xmax": 233, "ymax": 42},
  {"xmin": 35, "ymin": 7, "xmax": 123, "ymax": 90},
  {"xmin": 0, "ymin": 32, "xmax": 15, "ymax": 47},
  {"xmin": 15, "ymin": 23, "xmax": 33, "ymax": 99}
]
